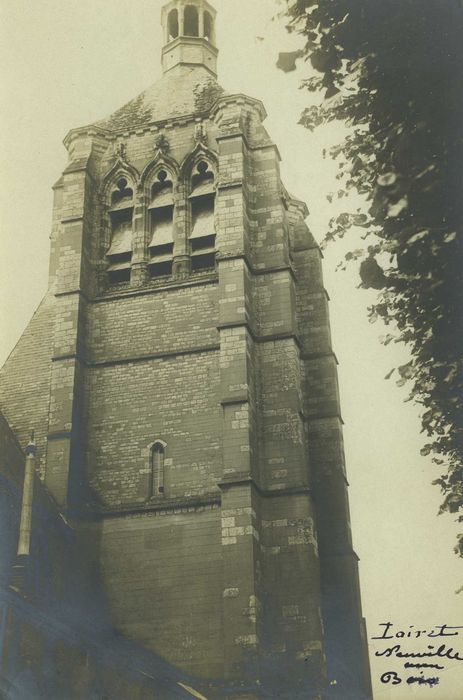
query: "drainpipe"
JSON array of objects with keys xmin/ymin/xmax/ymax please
[
  {"xmin": 10, "ymin": 433, "xmax": 36, "ymax": 597},
  {"xmin": 17, "ymin": 434, "xmax": 37, "ymax": 556}
]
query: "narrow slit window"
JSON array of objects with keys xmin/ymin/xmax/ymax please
[
  {"xmin": 150, "ymin": 442, "xmax": 165, "ymax": 497},
  {"xmin": 184, "ymin": 5, "xmax": 199, "ymax": 36}
]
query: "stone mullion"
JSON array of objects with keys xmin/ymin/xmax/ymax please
[
  {"xmin": 198, "ymin": 8, "xmax": 204, "ymax": 37},
  {"xmin": 95, "ymin": 199, "xmax": 110, "ymax": 293},
  {"xmin": 173, "ymin": 182, "xmax": 190, "ymax": 279},
  {"xmin": 131, "ymin": 188, "xmax": 148, "ymax": 287}
]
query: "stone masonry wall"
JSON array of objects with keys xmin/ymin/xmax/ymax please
[
  {"xmin": 88, "ymin": 282, "xmax": 218, "ymax": 363},
  {"xmin": 86, "ymin": 349, "xmax": 221, "ymax": 506},
  {"xmin": 99, "ymin": 505, "xmax": 223, "ymax": 679}
]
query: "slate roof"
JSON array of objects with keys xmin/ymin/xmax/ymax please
[{"xmin": 95, "ymin": 65, "xmax": 225, "ymax": 132}]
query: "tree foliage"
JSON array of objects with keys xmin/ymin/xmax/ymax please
[{"xmin": 283, "ymin": 0, "xmax": 463, "ymax": 552}]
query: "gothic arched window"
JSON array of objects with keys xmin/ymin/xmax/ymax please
[
  {"xmin": 168, "ymin": 8, "xmax": 179, "ymax": 40},
  {"xmin": 107, "ymin": 177, "xmax": 133, "ymax": 284},
  {"xmin": 189, "ymin": 161, "xmax": 216, "ymax": 271},
  {"xmin": 148, "ymin": 170, "xmax": 174, "ymax": 278},
  {"xmin": 150, "ymin": 441, "xmax": 166, "ymax": 498},
  {"xmin": 184, "ymin": 5, "xmax": 199, "ymax": 37}
]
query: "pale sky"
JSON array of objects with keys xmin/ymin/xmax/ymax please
[{"xmin": 0, "ymin": 2, "xmax": 461, "ymax": 698}]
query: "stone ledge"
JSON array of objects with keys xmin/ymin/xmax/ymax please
[
  {"xmin": 61, "ymin": 215, "xmax": 85, "ymax": 224},
  {"xmin": 301, "ymin": 350, "xmax": 339, "ymax": 364},
  {"xmin": 95, "ymin": 273, "xmax": 218, "ymax": 303},
  {"xmin": 91, "ymin": 344, "xmax": 220, "ymax": 368},
  {"xmin": 87, "ymin": 492, "xmax": 222, "ymax": 519},
  {"xmin": 219, "ymin": 475, "xmax": 312, "ymax": 499},
  {"xmin": 217, "ymin": 321, "xmax": 302, "ymax": 350},
  {"xmin": 304, "ymin": 412, "xmax": 344, "ymax": 424},
  {"xmin": 220, "ymin": 396, "xmax": 248, "ymax": 406},
  {"xmin": 51, "ymin": 344, "xmax": 220, "ymax": 368},
  {"xmin": 216, "ymin": 252, "xmax": 297, "ymax": 282}
]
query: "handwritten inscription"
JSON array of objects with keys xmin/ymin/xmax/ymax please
[{"xmin": 372, "ymin": 623, "xmax": 463, "ymax": 689}]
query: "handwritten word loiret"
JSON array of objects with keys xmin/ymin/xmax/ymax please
[{"xmin": 373, "ymin": 622, "xmax": 463, "ymax": 691}]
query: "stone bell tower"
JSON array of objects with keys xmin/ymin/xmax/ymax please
[{"xmin": 0, "ymin": 2, "xmax": 372, "ymax": 698}]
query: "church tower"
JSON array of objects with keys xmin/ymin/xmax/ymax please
[{"xmin": 0, "ymin": 2, "xmax": 372, "ymax": 698}]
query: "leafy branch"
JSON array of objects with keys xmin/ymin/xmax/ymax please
[{"xmin": 282, "ymin": 0, "xmax": 463, "ymax": 553}]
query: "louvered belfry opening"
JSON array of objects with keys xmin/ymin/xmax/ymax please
[
  {"xmin": 107, "ymin": 178, "xmax": 133, "ymax": 284},
  {"xmin": 149, "ymin": 170, "xmax": 174, "ymax": 278},
  {"xmin": 189, "ymin": 161, "xmax": 216, "ymax": 271}
]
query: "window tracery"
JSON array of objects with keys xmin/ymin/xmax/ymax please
[{"xmin": 101, "ymin": 144, "xmax": 219, "ymax": 288}]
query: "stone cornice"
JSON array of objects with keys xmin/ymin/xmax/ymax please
[
  {"xmin": 210, "ymin": 93, "xmax": 267, "ymax": 122},
  {"xmin": 62, "ymin": 93, "xmax": 268, "ymax": 150},
  {"xmin": 50, "ymin": 344, "xmax": 220, "ymax": 370},
  {"xmin": 95, "ymin": 272, "xmax": 218, "ymax": 302},
  {"xmin": 218, "ymin": 474, "xmax": 312, "ymax": 500},
  {"xmin": 63, "ymin": 124, "xmax": 111, "ymax": 151},
  {"xmin": 88, "ymin": 492, "xmax": 221, "ymax": 519}
]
